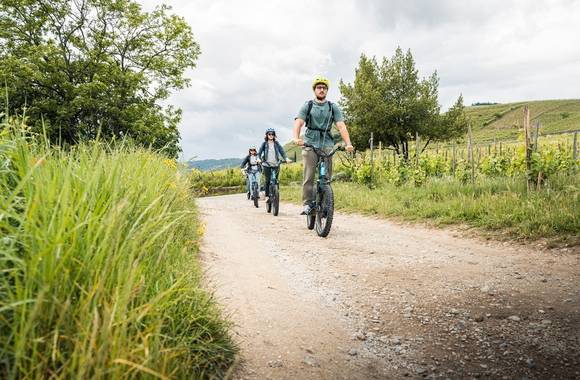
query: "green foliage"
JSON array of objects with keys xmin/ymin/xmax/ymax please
[
  {"xmin": 339, "ymin": 48, "xmax": 468, "ymax": 159},
  {"xmin": 385, "ymin": 160, "xmax": 410, "ymax": 186},
  {"xmin": 190, "ymin": 167, "xmax": 246, "ymax": 195},
  {"xmin": 439, "ymin": 95, "xmax": 469, "ymax": 141},
  {"xmin": 411, "ymin": 165, "xmax": 426, "ymax": 187},
  {"xmin": 353, "ymin": 163, "xmax": 373, "ymax": 186},
  {"xmin": 530, "ymin": 145, "xmax": 574, "ymax": 184},
  {"xmin": 454, "ymin": 159, "xmax": 474, "ymax": 184},
  {"xmin": 278, "ymin": 163, "xmax": 303, "ymax": 184},
  {"xmin": 419, "ymin": 154, "xmax": 448, "ymax": 177},
  {"xmin": 480, "ymin": 155, "xmax": 510, "ymax": 176},
  {"xmin": 0, "ymin": 0, "xmax": 200, "ymax": 157},
  {"xmin": 0, "ymin": 120, "xmax": 235, "ymax": 379},
  {"xmin": 471, "ymin": 102, "xmax": 499, "ymax": 106}
]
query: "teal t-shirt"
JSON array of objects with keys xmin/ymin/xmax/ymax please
[{"xmin": 296, "ymin": 100, "xmax": 344, "ymax": 148}]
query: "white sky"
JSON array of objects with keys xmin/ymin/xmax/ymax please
[{"xmin": 138, "ymin": 0, "xmax": 580, "ymax": 160}]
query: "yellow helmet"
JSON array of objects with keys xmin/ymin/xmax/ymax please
[{"xmin": 312, "ymin": 76, "xmax": 330, "ymax": 90}]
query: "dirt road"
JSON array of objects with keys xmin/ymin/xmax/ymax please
[{"xmin": 199, "ymin": 194, "xmax": 579, "ymax": 379}]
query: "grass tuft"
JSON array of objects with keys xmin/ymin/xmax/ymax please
[{"xmin": 0, "ymin": 125, "xmax": 236, "ymax": 379}]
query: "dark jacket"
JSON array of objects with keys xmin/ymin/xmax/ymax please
[
  {"xmin": 258, "ymin": 140, "xmax": 288, "ymax": 164},
  {"xmin": 240, "ymin": 155, "xmax": 261, "ymax": 172}
]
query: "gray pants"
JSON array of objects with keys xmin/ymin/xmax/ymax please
[{"xmin": 302, "ymin": 147, "xmax": 333, "ymax": 205}]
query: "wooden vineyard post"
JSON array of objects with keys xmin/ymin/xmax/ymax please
[
  {"xmin": 573, "ymin": 131, "xmax": 578, "ymax": 163},
  {"xmin": 468, "ymin": 123, "xmax": 475, "ymax": 185},
  {"xmin": 378, "ymin": 141, "xmax": 382, "ymax": 164},
  {"xmin": 369, "ymin": 132, "xmax": 374, "ymax": 188},
  {"xmin": 415, "ymin": 131, "xmax": 420, "ymax": 166},
  {"xmin": 452, "ymin": 144, "xmax": 456, "ymax": 174},
  {"xmin": 523, "ymin": 106, "xmax": 533, "ymax": 192},
  {"xmin": 573, "ymin": 131, "xmax": 578, "ymax": 174},
  {"xmin": 534, "ymin": 121, "xmax": 540, "ymax": 151}
]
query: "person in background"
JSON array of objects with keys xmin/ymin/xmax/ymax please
[
  {"xmin": 258, "ymin": 128, "xmax": 292, "ymax": 203},
  {"xmin": 240, "ymin": 147, "xmax": 261, "ymax": 199}
]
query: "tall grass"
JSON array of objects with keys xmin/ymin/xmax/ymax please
[
  {"xmin": 282, "ymin": 174, "xmax": 580, "ymax": 245},
  {"xmin": 0, "ymin": 123, "xmax": 235, "ymax": 378}
]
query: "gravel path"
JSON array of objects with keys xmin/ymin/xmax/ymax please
[{"xmin": 199, "ymin": 194, "xmax": 579, "ymax": 379}]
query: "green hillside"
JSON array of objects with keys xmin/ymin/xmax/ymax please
[
  {"xmin": 466, "ymin": 99, "xmax": 580, "ymax": 142},
  {"xmin": 187, "ymin": 158, "xmax": 242, "ymax": 171}
]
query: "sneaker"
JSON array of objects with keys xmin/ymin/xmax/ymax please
[{"xmin": 300, "ymin": 203, "xmax": 313, "ymax": 215}]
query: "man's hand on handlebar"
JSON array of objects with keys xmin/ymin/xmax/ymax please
[
  {"xmin": 294, "ymin": 138, "xmax": 304, "ymax": 146},
  {"xmin": 302, "ymin": 142, "xmax": 354, "ymax": 155},
  {"xmin": 334, "ymin": 143, "xmax": 354, "ymax": 152},
  {"xmin": 335, "ymin": 143, "xmax": 354, "ymax": 153}
]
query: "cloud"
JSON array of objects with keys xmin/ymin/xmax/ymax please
[{"xmin": 139, "ymin": 0, "xmax": 580, "ymax": 159}]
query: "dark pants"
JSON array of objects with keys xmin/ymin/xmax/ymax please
[{"xmin": 263, "ymin": 165, "xmax": 279, "ymax": 196}]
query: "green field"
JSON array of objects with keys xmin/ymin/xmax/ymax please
[{"xmin": 0, "ymin": 123, "xmax": 236, "ymax": 379}]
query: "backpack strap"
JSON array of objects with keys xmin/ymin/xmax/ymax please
[
  {"xmin": 328, "ymin": 101, "xmax": 335, "ymax": 125},
  {"xmin": 305, "ymin": 100, "xmax": 314, "ymax": 128}
]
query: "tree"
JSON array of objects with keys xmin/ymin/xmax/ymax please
[
  {"xmin": 340, "ymin": 48, "xmax": 468, "ymax": 159},
  {"xmin": 0, "ymin": 0, "xmax": 200, "ymax": 157},
  {"xmin": 436, "ymin": 94, "xmax": 468, "ymax": 144}
]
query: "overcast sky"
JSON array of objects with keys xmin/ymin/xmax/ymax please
[{"xmin": 139, "ymin": 0, "xmax": 580, "ymax": 160}]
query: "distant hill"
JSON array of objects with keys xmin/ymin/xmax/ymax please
[
  {"xmin": 187, "ymin": 158, "xmax": 242, "ymax": 171},
  {"xmin": 466, "ymin": 99, "xmax": 580, "ymax": 142}
]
